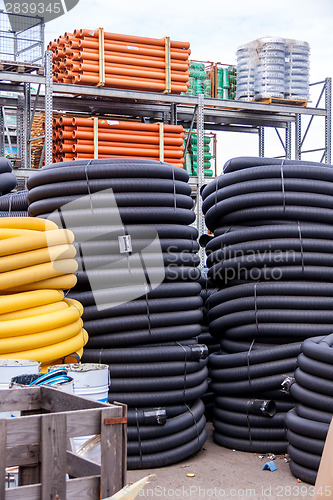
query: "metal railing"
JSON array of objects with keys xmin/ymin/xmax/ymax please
[{"xmin": 0, "ymin": 10, "xmax": 44, "ymax": 65}]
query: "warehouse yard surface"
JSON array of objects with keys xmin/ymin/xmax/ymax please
[{"xmin": 128, "ymin": 424, "xmax": 314, "ymax": 500}]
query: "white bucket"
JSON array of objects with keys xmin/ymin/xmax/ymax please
[
  {"xmin": 49, "ymin": 363, "xmax": 109, "ymax": 402},
  {"xmin": 49, "ymin": 363, "xmax": 110, "ymax": 451},
  {"xmin": 0, "ymin": 359, "xmax": 40, "ymax": 418}
]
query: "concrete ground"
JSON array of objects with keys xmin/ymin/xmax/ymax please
[{"xmin": 128, "ymin": 423, "xmax": 314, "ymax": 500}]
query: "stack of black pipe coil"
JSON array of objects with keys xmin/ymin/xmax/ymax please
[
  {"xmin": 197, "ymin": 269, "xmax": 219, "ymax": 416},
  {"xmin": 28, "ymin": 158, "xmax": 207, "ymax": 468},
  {"xmin": 0, "ymin": 157, "xmax": 19, "ymax": 216},
  {"xmin": 0, "ymin": 190, "xmax": 29, "ymax": 217},
  {"xmin": 202, "ymin": 156, "xmax": 333, "ymax": 454},
  {"xmin": 287, "ymin": 335, "xmax": 333, "ymax": 484}
]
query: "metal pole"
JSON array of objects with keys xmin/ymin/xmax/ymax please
[
  {"xmin": 197, "ymin": 94, "xmax": 205, "ymax": 267},
  {"xmin": 325, "ymin": 77, "xmax": 332, "ymax": 164},
  {"xmin": 44, "ymin": 50, "xmax": 53, "ymax": 166},
  {"xmin": 23, "ymin": 82, "xmax": 31, "ymax": 169},
  {"xmin": 17, "ymin": 95, "xmax": 24, "ymax": 166},
  {"xmin": 286, "ymin": 122, "xmax": 291, "ymax": 159},
  {"xmin": 0, "ymin": 108, "xmax": 4, "ymax": 157},
  {"xmin": 259, "ymin": 127, "xmax": 264, "ymax": 157},
  {"xmin": 2, "ymin": 107, "xmax": 13, "ymax": 157},
  {"xmin": 295, "ymin": 114, "xmax": 302, "ymax": 160}
]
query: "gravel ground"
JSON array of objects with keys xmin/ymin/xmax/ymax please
[{"xmin": 127, "ymin": 423, "xmax": 314, "ymax": 500}]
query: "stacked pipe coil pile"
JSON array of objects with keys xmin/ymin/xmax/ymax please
[
  {"xmin": 52, "ymin": 117, "xmax": 185, "ymax": 168},
  {"xmin": 236, "ymin": 37, "xmax": 310, "ymax": 102},
  {"xmin": 197, "ymin": 269, "xmax": 219, "ymax": 417},
  {"xmin": 183, "ymin": 132, "xmax": 214, "ymax": 177},
  {"xmin": 287, "ymin": 335, "xmax": 333, "ymax": 484},
  {"xmin": 27, "ymin": 158, "xmax": 208, "ymax": 468},
  {"xmin": 253, "ymin": 37, "xmax": 286, "ymax": 99},
  {"xmin": 235, "ymin": 45, "xmax": 255, "ymax": 101},
  {"xmin": 185, "ymin": 61, "xmax": 211, "ymax": 97},
  {"xmin": 48, "ymin": 29, "xmax": 190, "ymax": 94},
  {"xmin": 202, "ymin": 156, "xmax": 333, "ymax": 453},
  {"xmin": 0, "ymin": 217, "xmax": 86, "ymax": 369},
  {"xmin": 0, "ymin": 157, "xmax": 17, "ymax": 195},
  {"xmin": 0, "ymin": 191, "xmax": 29, "ymax": 217},
  {"xmin": 285, "ymin": 40, "xmax": 310, "ymax": 101}
]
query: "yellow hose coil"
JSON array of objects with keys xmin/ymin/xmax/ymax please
[
  {"xmin": 0, "ymin": 301, "xmax": 68, "ymax": 320},
  {"xmin": 0, "ymin": 302, "xmax": 82, "ymax": 337},
  {"xmin": 0, "ymin": 217, "xmax": 58, "ymax": 231},
  {"xmin": 0, "ymin": 318, "xmax": 83, "ymax": 353},
  {"xmin": 0, "ymin": 259, "xmax": 78, "ymax": 291},
  {"xmin": 0, "ymin": 244, "xmax": 76, "ymax": 273},
  {"xmin": 0, "ymin": 329, "xmax": 88, "ymax": 364},
  {"xmin": 5, "ymin": 274, "xmax": 77, "ymax": 292},
  {"xmin": 0, "ymin": 289, "xmax": 64, "ymax": 314},
  {"xmin": 0, "ymin": 229, "xmax": 74, "ymax": 257}
]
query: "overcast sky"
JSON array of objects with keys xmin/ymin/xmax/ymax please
[{"xmin": 5, "ymin": 0, "xmax": 333, "ymax": 169}]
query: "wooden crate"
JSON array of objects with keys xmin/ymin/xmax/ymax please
[{"xmin": 0, "ymin": 386, "xmax": 127, "ymax": 500}]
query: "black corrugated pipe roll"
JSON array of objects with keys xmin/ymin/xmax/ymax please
[
  {"xmin": 287, "ymin": 334, "xmax": 333, "ymax": 484},
  {"xmin": 28, "ymin": 158, "xmax": 207, "ymax": 468},
  {"xmin": 202, "ymin": 156, "xmax": 333, "ymax": 455}
]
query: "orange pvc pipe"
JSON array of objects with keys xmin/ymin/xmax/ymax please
[
  {"xmin": 79, "ymin": 36, "xmax": 190, "ymax": 58},
  {"xmin": 75, "ymin": 74, "xmax": 188, "ymax": 92},
  {"xmin": 69, "ymin": 126, "xmax": 184, "ymax": 138},
  {"xmin": 74, "ymin": 29, "xmax": 190, "ymax": 50},
  {"xmin": 75, "ymin": 63, "xmax": 189, "ymax": 82},
  {"xmin": 68, "ymin": 131, "xmax": 183, "ymax": 146},
  {"xmin": 70, "ymin": 140, "xmax": 183, "ymax": 151},
  {"xmin": 77, "ymin": 51, "xmax": 189, "ymax": 71},
  {"xmin": 71, "ymin": 118, "xmax": 184, "ymax": 134},
  {"xmin": 74, "ymin": 40, "xmax": 190, "ymax": 60},
  {"xmin": 72, "ymin": 144, "xmax": 183, "ymax": 158}
]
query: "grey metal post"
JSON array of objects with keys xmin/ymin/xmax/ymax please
[
  {"xmin": 295, "ymin": 114, "xmax": 302, "ymax": 160},
  {"xmin": 44, "ymin": 50, "xmax": 53, "ymax": 166},
  {"xmin": 286, "ymin": 122, "xmax": 291, "ymax": 159},
  {"xmin": 0, "ymin": 108, "xmax": 4, "ymax": 157},
  {"xmin": 23, "ymin": 83, "xmax": 31, "ymax": 169},
  {"xmin": 197, "ymin": 94, "xmax": 205, "ymax": 267},
  {"xmin": 17, "ymin": 95, "xmax": 24, "ymax": 166},
  {"xmin": 325, "ymin": 77, "xmax": 332, "ymax": 164},
  {"xmin": 259, "ymin": 127, "xmax": 264, "ymax": 157}
]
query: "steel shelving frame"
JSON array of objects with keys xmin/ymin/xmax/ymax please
[{"xmin": 0, "ymin": 52, "xmax": 331, "ymax": 263}]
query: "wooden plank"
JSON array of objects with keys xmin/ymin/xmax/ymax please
[
  {"xmin": 0, "ymin": 388, "xmax": 41, "ymax": 412},
  {"xmin": 67, "ymin": 476, "xmax": 100, "ymax": 500},
  {"xmin": 5, "ymin": 482, "xmax": 41, "ymax": 500},
  {"xmin": 6, "ymin": 416, "xmax": 40, "ymax": 447},
  {"xmin": 100, "ymin": 406, "xmax": 124, "ymax": 499},
  {"xmin": 41, "ymin": 413, "xmax": 67, "ymax": 500},
  {"xmin": 6, "ymin": 408, "xmax": 105, "ymax": 447},
  {"xmin": 7, "ymin": 443, "xmax": 39, "ymax": 467},
  {"xmin": 41, "ymin": 386, "xmax": 110, "ymax": 412},
  {"xmin": 0, "ymin": 419, "xmax": 7, "ymax": 500},
  {"xmin": 6, "ymin": 477, "xmax": 101, "ymax": 500},
  {"xmin": 114, "ymin": 402, "xmax": 128, "ymax": 488},
  {"xmin": 67, "ymin": 451, "xmax": 101, "ymax": 478}
]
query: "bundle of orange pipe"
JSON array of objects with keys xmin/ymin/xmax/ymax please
[
  {"xmin": 48, "ymin": 29, "xmax": 190, "ymax": 94},
  {"xmin": 52, "ymin": 117, "xmax": 185, "ymax": 168}
]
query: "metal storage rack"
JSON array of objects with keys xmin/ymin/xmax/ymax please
[{"xmin": 0, "ymin": 51, "xmax": 331, "ymax": 263}]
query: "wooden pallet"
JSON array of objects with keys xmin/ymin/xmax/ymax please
[
  {"xmin": 0, "ymin": 61, "xmax": 44, "ymax": 75},
  {"xmin": 253, "ymin": 96, "xmax": 308, "ymax": 107}
]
